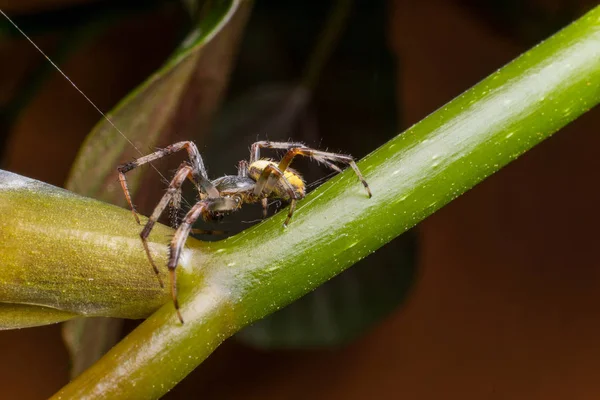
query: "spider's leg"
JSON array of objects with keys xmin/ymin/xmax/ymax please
[
  {"xmin": 272, "ymin": 147, "xmax": 372, "ymax": 198},
  {"xmin": 168, "ymin": 197, "xmax": 241, "ymax": 323},
  {"xmin": 169, "ymin": 168, "xmax": 187, "ymax": 228},
  {"xmin": 252, "ymin": 164, "xmax": 298, "ymax": 226},
  {"xmin": 117, "ymin": 141, "xmax": 219, "ymax": 224},
  {"xmin": 237, "ymin": 160, "xmax": 249, "ymax": 177},
  {"xmin": 117, "ymin": 166, "xmax": 141, "ymax": 224},
  {"xmin": 249, "ymin": 141, "xmax": 306, "ymax": 163},
  {"xmin": 169, "ymin": 188, "xmax": 183, "ymax": 228},
  {"xmin": 261, "ymin": 198, "xmax": 268, "ymax": 218},
  {"xmin": 248, "ymin": 142, "xmax": 354, "ymax": 195},
  {"xmin": 168, "ymin": 201, "xmax": 206, "ymax": 323},
  {"xmin": 158, "ymin": 141, "xmax": 217, "ymax": 197},
  {"xmin": 248, "ymin": 141, "xmax": 308, "ymax": 201},
  {"xmin": 139, "ymin": 163, "xmax": 195, "ymax": 288}
]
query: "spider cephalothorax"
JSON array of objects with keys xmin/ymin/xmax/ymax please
[{"xmin": 118, "ymin": 141, "xmax": 371, "ymax": 322}]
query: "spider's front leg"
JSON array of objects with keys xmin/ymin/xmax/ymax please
[
  {"xmin": 252, "ymin": 164, "xmax": 299, "ymax": 226},
  {"xmin": 168, "ymin": 197, "xmax": 242, "ymax": 323},
  {"xmin": 117, "ymin": 141, "xmax": 219, "ymax": 223},
  {"xmin": 138, "ymin": 162, "xmax": 195, "ymax": 288}
]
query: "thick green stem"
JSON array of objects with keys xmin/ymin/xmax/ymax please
[{"xmin": 38, "ymin": 6, "xmax": 600, "ymax": 399}]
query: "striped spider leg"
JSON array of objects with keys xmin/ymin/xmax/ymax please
[
  {"xmin": 249, "ymin": 141, "xmax": 372, "ymax": 220},
  {"xmin": 167, "ymin": 196, "xmax": 242, "ymax": 322},
  {"xmin": 251, "ymin": 162, "xmax": 301, "ymax": 225},
  {"xmin": 117, "ymin": 141, "xmax": 218, "ymax": 288}
]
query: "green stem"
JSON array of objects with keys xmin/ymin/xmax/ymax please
[{"xmin": 43, "ymin": 6, "xmax": 600, "ymax": 399}]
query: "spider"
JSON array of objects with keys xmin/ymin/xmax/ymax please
[{"xmin": 117, "ymin": 141, "xmax": 372, "ymax": 323}]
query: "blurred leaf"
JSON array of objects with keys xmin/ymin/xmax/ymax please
[
  {"xmin": 210, "ymin": 84, "xmax": 315, "ymax": 146},
  {"xmin": 61, "ymin": 0, "xmax": 252, "ymax": 377}
]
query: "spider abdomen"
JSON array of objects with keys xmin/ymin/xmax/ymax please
[{"xmin": 248, "ymin": 160, "xmax": 305, "ymax": 200}]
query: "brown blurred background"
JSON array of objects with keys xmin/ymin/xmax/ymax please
[{"xmin": 1, "ymin": 0, "xmax": 600, "ymax": 398}]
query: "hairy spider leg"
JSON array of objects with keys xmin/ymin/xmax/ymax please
[
  {"xmin": 237, "ymin": 160, "xmax": 249, "ymax": 177},
  {"xmin": 251, "ymin": 141, "xmax": 333, "ymax": 219},
  {"xmin": 261, "ymin": 198, "xmax": 269, "ymax": 218},
  {"xmin": 238, "ymin": 160, "xmax": 260, "ymax": 215},
  {"xmin": 242, "ymin": 159, "xmax": 269, "ymax": 217},
  {"xmin": 250, "ymin": 141, "xmax": 341, "ymax": 172},
  {"xmin": 168, "ymin": 197, "xmax": 241, "ymax": 323},
  {"xmin": 252, "ymin": 164, "xmax": 299, "ymax": 226},
  {"xmin": 272, "ymin": 147, "xmax": 372, "ymax": 198},
  {"xmin": 250, "ymin": 141, "xmax": 305, "ymax": 163},
  {"xmin": 117, "ymin": 141, "xmax": 219, "ymax": 223},
  {"xmin": 137, "ymin": 163, "xmax": 196, "ymax": 288},
  {"xmin": 250, "ymin": 141, "xmax": 371, "ymax": 199}
]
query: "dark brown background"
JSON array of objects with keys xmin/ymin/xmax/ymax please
[{"xmin": 1, "ymin": 0, "xmax": 600, "ymax": 398}]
